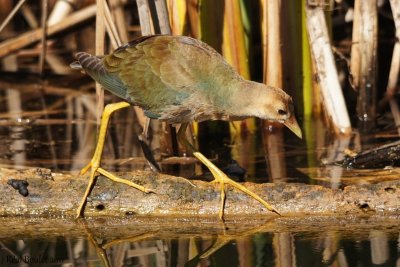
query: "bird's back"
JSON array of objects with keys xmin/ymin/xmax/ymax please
[{"xmin": 73, "ymin": 35, "xmax": 241, "ymax": 122}]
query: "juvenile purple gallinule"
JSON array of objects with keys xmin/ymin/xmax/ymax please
[{"xmin": 72, "ymin": 35, "xmax": 302, "ymax": 219}]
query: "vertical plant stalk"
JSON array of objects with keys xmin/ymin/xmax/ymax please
[
  {"xmin": 137, "ymin": 0, "xmax": 155, "ymax": 35},
  {"xmin": 103, "ymin": 0, "xmax": 121, "ymax": 48},
  {"xmin": 300, "ymin": 0, "xmax": 317, "ymax": 168},
  {"xmin": 109, "ymin": 0, "xmax": 129, "ymax": 43},
  {"xmin": 351, "ymin": 0, "xmax": 378, "ymax": 129},
  {"xmin": 39, "ymin": 0, "xmax": 48, "ymax": 75},
  {"xmin": 259, "ymin": 0, "xmax": 267, "ymax": 82},
  {"xmin": 266, "ymin": 0, "xmax": 282, "ymax": 88},
  {"xmin": 350, "ymin": 0, "xmax": 360, "ymax": 90},
  {"xmin": 306, "ymin": 6, "xmax": 351, "ymax": 135},
  {"xmin": 168, "ymin": 0, "xmax": 190, "ymax": 35},
  {"xmin": 222, "ymin": 0, "xmax": 250, "ymax": 79},
  {"xmin": 95, "ymin": 0, "xmax": 106, "ymax": 124},
  {"xmin": 281, "ymin": 0, "xmax": 302, "ymax": 99},
  {"xmin": 155, "ymin": 0, "xmax": 172, "ymax": 34},
  {"xmin": 199, "ymin": 0, "xmax": 224, "ymax": 51},
  {"xmin": 388, "ymin": 0, "xmax": 400, "ymax": 135},
  {"xmin": 263, "ymin": 0, "xmax": 287, "ymax": 181},
  {"xmin": 186, "ymin": 0, "xmax": 199, "ymax": 37},
  {"xmin": 301, "ymin": 0, "xmax": 313, "ymax": 117}
]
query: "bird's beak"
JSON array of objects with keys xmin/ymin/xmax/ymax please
[{"xmin": 284, "ymin": 115, "xmax": 302, "ymax": 139}]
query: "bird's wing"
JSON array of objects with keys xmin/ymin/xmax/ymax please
[{"xmin": 102, "ymin": 36, "xmax": 201, "ymax": 114}]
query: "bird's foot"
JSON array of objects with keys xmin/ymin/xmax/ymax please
[
  {"xmin": 193, "ymin": 152, "xmax": 280, "ymax": 220},
  {"xmin": 76, "ymin": 160, "xmax": 154, "ymax": 219}
]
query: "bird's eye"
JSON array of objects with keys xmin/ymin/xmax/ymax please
[{"xmin": 278, "ymin": 109, "xmax": 287, "ymax": 115}]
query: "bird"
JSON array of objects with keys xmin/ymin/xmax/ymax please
[{"xmin": 71, "ymin": 35, "xmax": 302, "ymax": 220}]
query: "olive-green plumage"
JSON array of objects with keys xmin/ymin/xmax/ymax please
[{"xmin": 73, "ymin": 35, "xmax": 301, "ymax": 136}]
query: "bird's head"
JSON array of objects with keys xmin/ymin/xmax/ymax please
[{"xmin": 245, "ymin": 82, "xmax": 302, "ymax": 139}]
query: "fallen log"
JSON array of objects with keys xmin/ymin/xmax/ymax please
[
  {"xmin": 0, "ymin": 167, "xmax": 399, "ymax": 218},
  {"xmin": 341, "ymin": 140, "xmax": 400, "ymax": 168}
]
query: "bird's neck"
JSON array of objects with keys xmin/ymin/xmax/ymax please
[{"xmin": 227, "ymin": 80, "xmax": 267, "ymax": 118}]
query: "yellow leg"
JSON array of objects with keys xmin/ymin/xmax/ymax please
[
  {"xmin": 177, "ymin": 123, "xmax": 280, "ymax": 220},
  {"xmin": 76, "ymin": 101, "xmax": 153, "ymax": 219},
  {"xmin": 193, "ymin": 152, "xmax": 280, "ymax": 219}
]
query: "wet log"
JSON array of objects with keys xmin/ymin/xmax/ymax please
[
  {"xmin": 0, "ymin": 167, "xmax": 399, "ymax": 218},
  {"xmin": 341, "ymin": 140, "xmax": 400, "ymax": 168}
]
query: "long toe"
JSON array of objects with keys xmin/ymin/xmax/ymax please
[{"xmin": 223, "ymin": 177, "xmax": 280, "ymax": 215}]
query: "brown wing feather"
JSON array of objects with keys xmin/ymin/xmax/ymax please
[{"xmin": 102, "ymin": 36, "xmax": 199, "ymax": 116}]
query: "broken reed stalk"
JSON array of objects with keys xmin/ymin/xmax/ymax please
[
  {"xmin": 351, "ymin": 0, "xmax": 378, "ymax": 130},
  {"xmin": 388, "ymin": 0, "xmax": 400, "ymax": 135},
  {"xmin": 0, "ymin": 0, "xmax": 26, "ymax": 34},
  {"xmin": 306, "ymin": 6, "xmax": 351, "ymax": 135},
  {"xmin": 0, "ymin": 4, "xmax": 96, "ymax": 58},
  {"xmin": 47, "ymin": 0, "xmax": 77, "ymax": 26}
]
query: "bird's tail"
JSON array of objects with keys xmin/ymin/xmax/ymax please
[
  {"xmin": 70, "ymin": 52, "xmax": 105, "ymax": 76},
  {"xmin": 70, "ymin": 52, "xmax": 130, "ymax": 101}
]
